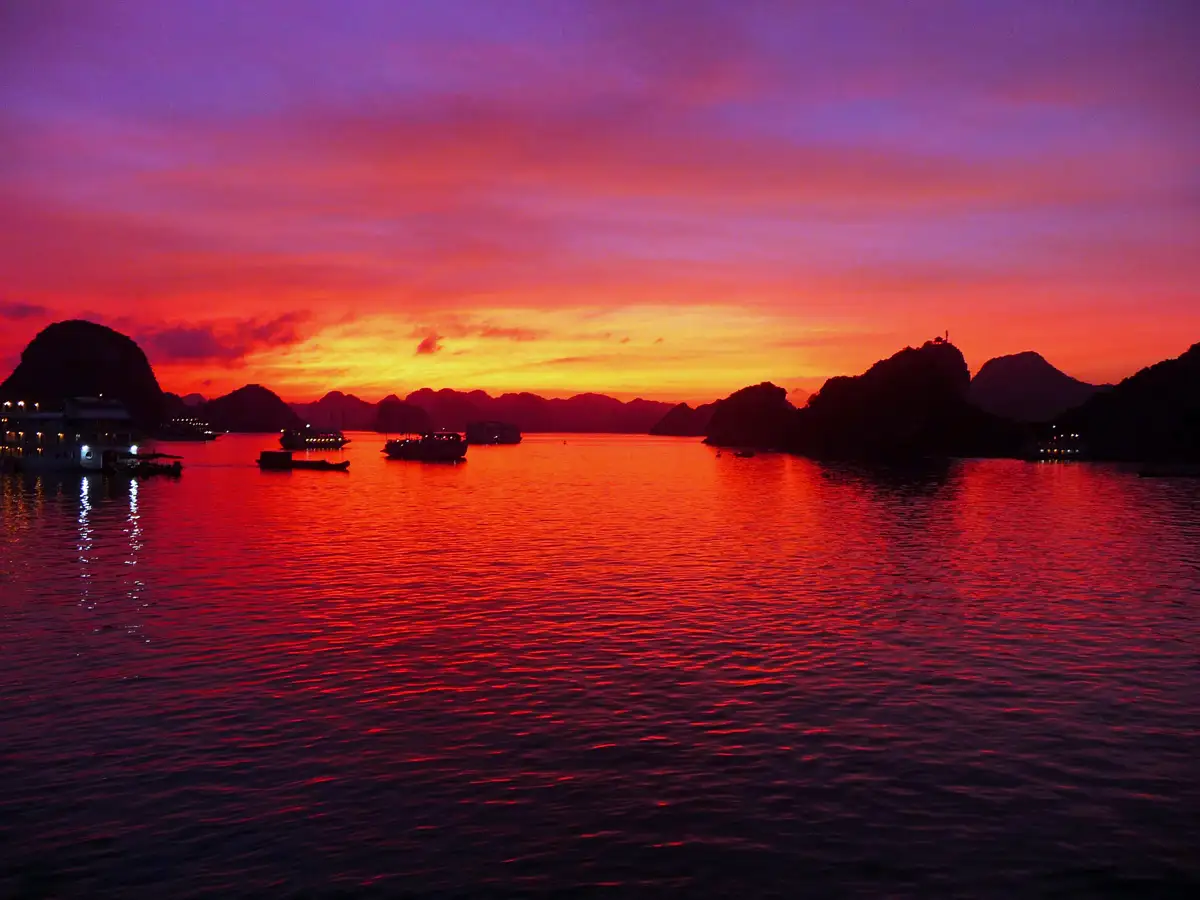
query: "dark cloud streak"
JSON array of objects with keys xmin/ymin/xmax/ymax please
[
  {"xmin": 0, "ymin": 300, "xmax": 51, "ymax": 321},
  {"xmin": 140, "ymin": 312, "xmax": 312, "ymax": 364},
  {"xmin": 415, "ymin": 333, "xmax": 443, "ymax": 355}
]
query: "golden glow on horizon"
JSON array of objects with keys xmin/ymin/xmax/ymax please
[
  {"xmin": 134, "ymin": 298, "xmax": 1200, "ymax": 404},
  {"xmin": 162, "ymin": 306, "xmax": 850, "ymax": 403}
]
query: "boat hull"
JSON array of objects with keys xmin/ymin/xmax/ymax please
[
  {"xmin": 384, "ymin": 445, "xmax": 466, "ymax": 462},
  {"xmin": 258, "ymin": 459, "xmax": 349, "ymax": 471}
]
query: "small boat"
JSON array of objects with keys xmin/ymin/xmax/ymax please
[
  {"xmin": 465, "ymin": 420, "xmax": 522, "ymax": 445},
  {"xmin": 1138, "ymin": 463, "xmax": 1200, "ymax": 478},
  {"xmin": 383, "ymin": 431, "xmax": 467, "ymax": 462},
  {"xmin": 258, "ymin": 450, "xmax": 349, "ymax": 471},
  {"xmin": 734, "ymin": 449, "xmax": 756, "ymax": 458},
  {"xmin": 280, "ymin": 427, "xmax": 349, "ymax": 450},
  {"xmin": 118, "ymin": 451, "xmax": 184, "ymax": 478}
]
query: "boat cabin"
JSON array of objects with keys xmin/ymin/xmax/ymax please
[{"xmin": 1, "ymin": 397, "xmax": 138, "ymax": 472}]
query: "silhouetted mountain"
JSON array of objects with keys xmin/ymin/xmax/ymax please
[
  {"xmin": 970, "ymin": 351, "xmax": 1102, "ymax": 422},
  {"xmin": 162, "ymin": 392, "xmax": 190, "ymax": 419},
  {"xmin": 651, "ymin": 401, "xmax": 716, "ymax": 436},
  {"xmin": 181, "ymin": 393, "xmax": 206, "ymax": 407},
  {"xmin": 1059, "ymin": 342, "xmax": 1200, "ymax": 461},
  {"xmin": 292, "ymin": 391, "xmax": 378, "ymax": 430},
  {"xmin": 623, "ymin": 398, "xmax": 677, "ymax": 432},
  {"xmin": 788, "ymin": 340, "xmax": 1024, "ymax": 459},
  {"xmin": 479, "ymin": 392, "xmax": 543, "ymax": 431},
  {"xmin": 403, "ymin": 388, "xmax": 673, "ymax": 433},
  {"xmin": 372, "ymin": 395, "xmax": 433, "ymax": 433},
  {"xmin": 701, "ymin": 341, "xmax": 1025, "ymax": 459},
  {"xmin": 0, "ymin": 319, "xmax": 164, "ymax": 427},
  {"xmin": 202, "ymin": 384, "xmax": 303, "ymax": 432},
  {"xmin": 406, "ymin": 389, "xmax": 488, "ymax": 431},
  {"xmin": 704, "ymin": 383, "xmax": 795, "ymax": 448}
]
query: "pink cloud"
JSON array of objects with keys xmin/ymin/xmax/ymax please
[{"xmin": 139, "ymin": 312, "xmax": 313, "ymax": 364}]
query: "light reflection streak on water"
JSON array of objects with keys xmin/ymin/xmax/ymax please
[
  {"xmin": 126, "ymin": 477, "xmax": 146, "ymax": 635},
  {"xmin": 77, "ymin": 475, "xmax": 92, "ymax": 609}
]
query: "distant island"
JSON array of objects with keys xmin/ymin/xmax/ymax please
[
  {"xmin": 291, "ymin": 386, "xmax": 673, "ymax": 434},
  {"xmin": 0, "ymin": 319, "xmax": 166, "ymax": 427},
  {"xmin": 2, "ymin": 320, "xmax": 1196, "ymax": 462},
  {"xmin": 652, "ymin": 338, "xmax": 1200, "ymax": 464}
]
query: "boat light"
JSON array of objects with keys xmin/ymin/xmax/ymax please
[
  {"xmin": 130, "ymin": 445, "xmax": 139, "ymax": 455},
  {"xmin": 81, "ymin": 444, "xmax": 90, "ymax": 454}
]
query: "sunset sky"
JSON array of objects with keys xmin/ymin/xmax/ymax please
[{"xmin": 2, "ymin": 0, "xmax": 1198, "ymax": 403}]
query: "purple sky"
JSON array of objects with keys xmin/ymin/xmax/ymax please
[{"xmin": 2, "ymin": 0, "xmax": 1198, "ymax": 400}]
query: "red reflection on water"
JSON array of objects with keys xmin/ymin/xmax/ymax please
[{"xmin": 1, "ymin": 435, "xmax": 1198, "ymax": 893}]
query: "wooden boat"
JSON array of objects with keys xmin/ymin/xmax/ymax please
[
  {"xmin": 118, "ymin": 452, "xmax": 183, "ymax": 478},
  {"xmin": 383, "ymin": 432, "xmax": 467, "ymax": 462},
  {"xmin": 258, "ymin": 450, "xmax": 349, "ymax": 471}
]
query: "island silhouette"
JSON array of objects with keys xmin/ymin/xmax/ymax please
[{"xmin": 2, "ymin": 320, "xmax": 1197, "ymax": 463}]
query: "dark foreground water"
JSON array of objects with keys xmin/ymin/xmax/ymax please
[{"xmin": 1, "ymin": 434, "xmax": 1198, "ymax": 898}]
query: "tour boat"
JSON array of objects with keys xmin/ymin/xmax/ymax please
[
  {"xmin": 258, "ymin": 450, "xmax": 350, "ymax": 471},
  {"xmin": 1, "ymin": 397, "xmax": 141, "ymax": 473},
  {"xmin": 465, "ymin": 420, "xmax": 522, "ymax": 445},
  {"xmin": 1030, "ymin": 428, "xmax": 1087, "ymax": 461},
  {"xmin": 383, "ymin": 431, "xmax": 467, "ymax": 462},
  {"xmin": 280, "ymin": 427, "xmax": 349, "ymax": 450},
  {"xmin": 157, "ymin": 415, "xmax": 220, "ymax": 441}
]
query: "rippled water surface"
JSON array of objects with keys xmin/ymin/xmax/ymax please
[{"xmin": 2, "ymin": 434, "xmax": 1198, "ymax": 897}]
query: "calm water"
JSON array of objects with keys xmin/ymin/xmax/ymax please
[{"xmin": 1, "ymin": 434, "xmax": 1198, "ymax": 897}]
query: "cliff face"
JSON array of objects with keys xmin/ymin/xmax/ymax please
[
  {"xmin": 791, "ymin": 340, "xmax": 1021, "ymax": 459},
  {"xmin": 703, "ymin": 383, "xmax": 794, "ymax": 448},
  {"xmin": 0, "ymin": 320, "xmax": 165, "ymax": 427},
  {"xmin": 699, "ymin": 341, "xmax": 1025, "ymax": 459},
  {"xmin": 1059, "ymin": 342, "xmax": 1200, "ymax": 461},
  {"xmin": 650, "ymin": 401, "xmax": 717, "ymax": 437},
  {"xmin": 372, "ymin": 396, "xmax": 433, "ymax": 433},
  {"xmin": 202, "ymin": 384, "xmax": 304, "ymax": 432},
  {"xmin": 970, "ymin": 351, "xmax": 1101, "ymax": 422}
]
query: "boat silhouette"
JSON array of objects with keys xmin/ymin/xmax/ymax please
[
  {"xmin": 383, "ymin": 432, "xmax": 467, "ymax": 462},
  {"xmin": 257, "ymin": 450, "xmax": 349, "ymax": 472}
]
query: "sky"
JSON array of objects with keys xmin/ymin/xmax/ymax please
[{"xmin": 1, "ymin": 0, "xmax": 1198, "ymax": 403}]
